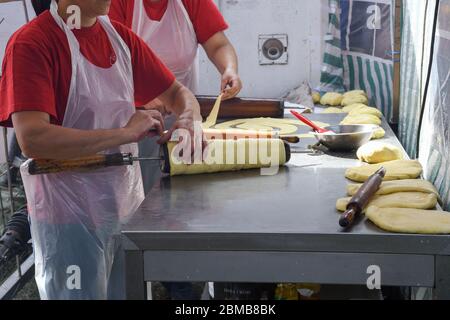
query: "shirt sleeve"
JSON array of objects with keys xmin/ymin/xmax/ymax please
[
  {"xmin": 0, "ymin": 36, "xmax": 57, "ymax": 128},
  {"xmin": 184, "ymin": 0, "xmax": 229, "ymax": 44},
  {"xmin": 113, "ymin": 21, "xmax": 175, "ymax": 106},
  {"xmin": 109, "ymin": 0, "xmax": 133, "ymax": 29}
]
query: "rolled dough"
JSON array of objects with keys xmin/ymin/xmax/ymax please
[
  {"xmin": 214, "ymin": 118, "xmax": 329, "ymax": 137},
  {"xmin": 336, "ymin": 192, "xmax": 438, "ymax": 212},
  {"xmin": 347, "ymin": 179, "xmax": 440, "ymax": 198},
  {"xmin": 366, "ymin": 206, "xmax": 450, "ymax": 234},
  {"xmin": 342, "ymin": 103, "xmax": 369, "ymax": 113},
  {"xmin": 320, "ymin": 92, "xmax": 343, "ymax": 106},
  {"xmin": 357, "ymin": 142, "xmax": 404, "ymax": 164},
  {"xmin": 343, "ymin": 90, "xmax": 367, "ymax": 98},
  {"xmin": 167, "ymin": 139, "xmax": 288, "ymax": 176},
  {"xmin": 312, "ymin": 92, "xmax": 321, "ymax": 104},
  {"xmin": 340, "ymin": 114, "xmax": 382, "ymax": 126},
  {"xmin": 348, "ymin": 107, "xmax": 382, "ymax": 118},
  {"xmin": 371, "ymin": 127, "xmax": 386, "ymax": 139},
  {"xmin": 345, "ymin": 160, "xmax": 423, "ymax": 182},
  {"xmin": 341, "ymin": 94, "xmax": 369, "ymax": 106}
]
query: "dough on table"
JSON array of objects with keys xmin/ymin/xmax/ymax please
[
  {"xmin": 345, "ymin": 160, "xmax": 423, "ymax": 182},
  {"xmin": 214, "ymin": 118, "xmax": 329, "ymax": 138},
  {"xmin": 342, "ymin": 103, "xmax": 369, "ymax": 113},
  {"xmin": 343, "ymin": 90, "xmax": 367, "ymax": 98},
  {"xmin": 357, "ymin": 142, "xmax": 404, "ymax": 164},
  {"xmin": 341, "ymin": 94, "xmax": 369, "ymax": 106},
  {"xmin": 340, "ymin": 114, "xmax": 382, "ymax": 126},
  {"xmin": 348, "ymin": 106, "xmax": 382, "ymax": 118},
  {"xmin": 371, "ymin": 127, "xmax": 386, "ymax": 139},
  {"xmin": 323, "ymin": 107, "xmax": 345, "ymax": 114},
  {"xmin": 167, "ymin": 139, "xmax": 288, "ymax": 176},
  {"xmin": 342, "ymin": 90, "xmax": 368, "ymax": 98},
  {"xmin": 312, "ymin": 92, "xmax": 321, "ymax": 104},
  {"xmin": 347, "ymin": 179, "xmax": 440, "ymax": 198},
  {"xmin": 320, "ymin": 92, "xmax": 344, "ymax": 106},
  {"xmin": 366, "ymin": 206, "xmax": 450, "ymax": 234},
  {"xmin": 336, "ymin": 192, "xmax": 438, "ymax": 212}
]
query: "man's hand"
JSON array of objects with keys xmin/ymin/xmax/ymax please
[
  {"xmin": 221, "ymin": 68, "xmax": 242, "ymax": 100},
  {"xmin": 140, "ymin": 98, "xmax": 171, "ymax": 117},
  {"xmin": 123, "ymin": 109, "xmax": 164, "ymax": 143}
]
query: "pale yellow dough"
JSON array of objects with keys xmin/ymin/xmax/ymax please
[
  {"xmin": 366, "ymin": 206, "xmax": 450, "ymax": 234},
  {"xmin": 214, "ymin": 118, "xmax": 329, "ymax": 137},
  {"xmin": 336, "ymin": 192, "xmax": 438, "ymax": 212},
  {"xmin": 340, "ymin": 114, "xmax": 382, "ymax": 126},
  {"xmin": 320, "ymin": 92, "xmax": 344, "ymax": 106},
  {"xmin": 357, "ymin": 142, "xmax": 404, "ymax": 164},
  {"xmin": 323, "ymin": 107, "xmax": 345, "ymax": 114},
  {"xmin": 342, "ymin": 103, "xmax": 369, "ymax": 113},
  {"xmin": 345, "ymin": 160, "xmax": 423, "ymax": 182},
  {"xmin": 167, "ymin": 139, "xmax": 288, "ymax": 176},
  {"xmin": 341, "ymin": 94, "xmax": 369, "ymax": 106},
  {"xmin": 371, "ymin": 127, "xmax": 386, "ymax": 139},
  {"xmin": 348, "ymin": 107, "xmax": 382, "ymax": 118},
  {"xmin": 312, "ymin": 92, "xmax": 321, "ymax": 104},
  {"xmin": 343, "ymin": 90, "xmax": 367, "ymax": 98},
  {"xmin": 347, "ymin": 179, "xmax": 440, "ymax": 197}
]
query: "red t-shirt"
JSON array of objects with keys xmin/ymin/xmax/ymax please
[
  {"xmin": 0, "ymin": 11, "xmax": 175, "ymax": 128},
  {"xmin": 109, "ymin": 0, "xmax": 228, "ymax": 44}
]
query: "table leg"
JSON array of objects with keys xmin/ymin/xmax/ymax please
[
  {"xmin": 125, "ymin": 250, "xmax": 146, "ymax": 300},
  {"xmin": 434, "ymin": 256, "xmax": 450, "ymax": 300}
]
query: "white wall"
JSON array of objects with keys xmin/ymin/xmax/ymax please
[{"xmin": 198, "ymin": 0, "xmax": 328, "ymax": 99}]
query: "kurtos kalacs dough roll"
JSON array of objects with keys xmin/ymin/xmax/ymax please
[{"xmin": 161, "ymin": 139, "xmax": 291, "ymax": 176}]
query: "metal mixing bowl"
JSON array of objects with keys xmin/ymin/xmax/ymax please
[{"xmin": 312, "ymin": 125, "xmax": 376, "ymax": 151}]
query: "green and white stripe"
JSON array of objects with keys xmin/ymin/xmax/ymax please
[{"xmin": 319, "ymin": 0, "xmax": 345, "ymax": 93}]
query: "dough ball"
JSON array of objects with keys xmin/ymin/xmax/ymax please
[
  {"xmin": 371, "ymin": 127, "xmax": 386, "ymax": 139},
  {"xmin": 312, "ymin": 92, "xmax": 321, "ymax": 104},
  {"xmin": 366, "ymin": 206, "xmax": 450, "ymax": 234},
  {"xmin": 320, "ymin": 92, "xmax": 344, "ymax": 106},
  {"xmin": 323, "ymin": 107, "xmax": 345, "ymax": 114},
  {"xmin": 345, "ymin": 160, "xmax": 423, "ymax": 182},
  {"xmin": 336, "ymin": 192, "xmax": 437, "ymax": 212},
  {"xmin": 343, "ymin": 90, "xmax": 367, "ymax": 98},
  {"xmin": 341, "ymin": 94, "xmax": 369, "ymax": 106},
  {"xmin": 357, "ymin": 142, "xmax": 404, "ymax": 164},
  {"xmin": 342, "ymin": 103, "xmax": 369, "ymax": 113},
  {"xmin": 347, "ymin": 179, "xmax": 440, "ymax": 198},
  {"xmin": 340, "ymin": 114, "xmax": 382, "ymax": 126},
  {"xmin": 348, "ymin": 106, "xmax": 382, "ymax": 118}
]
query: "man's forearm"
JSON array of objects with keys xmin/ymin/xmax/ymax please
[
  {"xmin": 16, "ymin": 123, "xmax": 131, "ymax": 160},
  {"xmin": 207, "ymin": 43, "xmax": 238, "ymax": 75}
]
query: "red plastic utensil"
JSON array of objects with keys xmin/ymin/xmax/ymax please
[{"xmin": 290, "ymin": 110, "xmax": 333, "ymax": 134}]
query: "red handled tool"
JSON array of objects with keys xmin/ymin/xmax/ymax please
[{"xmin": 290, "ymin": 110, "xmax": 333, "ymax": 134}]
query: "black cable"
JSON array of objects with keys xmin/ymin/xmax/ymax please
[{"xmin": 416, "ymin": 0, "xmax": 441, "ymax": 154}]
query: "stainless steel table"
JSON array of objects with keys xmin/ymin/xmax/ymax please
[{"xmin": 122, "ymin": 114, "xmax": 450, "ymax": 300}]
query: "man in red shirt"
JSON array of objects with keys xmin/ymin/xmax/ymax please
[{"xmin": 0, "ymin": 0, "xmax": 202, "ymax": 300}]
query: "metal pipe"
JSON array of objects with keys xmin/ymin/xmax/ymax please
[{"xmin": 2, "ymin": 128, "xmax": 15, "ymax": 214}]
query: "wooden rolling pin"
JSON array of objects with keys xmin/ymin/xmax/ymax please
[
  {"xmin": 339, "ymin": 167, "xmax": 386, "ymax": 228},
  {"xmin": 28, "ymin": 153, "xmax": 164, "ymax": 175}
]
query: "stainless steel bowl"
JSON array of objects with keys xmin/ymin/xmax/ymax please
[{"xmin": 312, "ymin": 125, "xmax": 376, "ymax": 151}]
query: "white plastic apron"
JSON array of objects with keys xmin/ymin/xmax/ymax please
[
  {"xmin": 132, "ymin": 0, "xmax": 199, "ymax": 193},
  {"xmin": 132, "ymin": 0, "xmax": 199, "ymax": 92},
  {"xmin": 20, "ymin": 1, "xmax": 144, "ymax": 300}
]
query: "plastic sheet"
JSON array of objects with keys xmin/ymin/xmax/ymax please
[
  {"xmin": 320, "ymin": 0, "xmax": 395, "ymax": 121},
  {"xmin": 398, "ymin": 0, "xmax": 436, "ymax": 158},
  {"xmin": 419, "ymin": 0, "xmax": 450, "ymax": 210}
]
